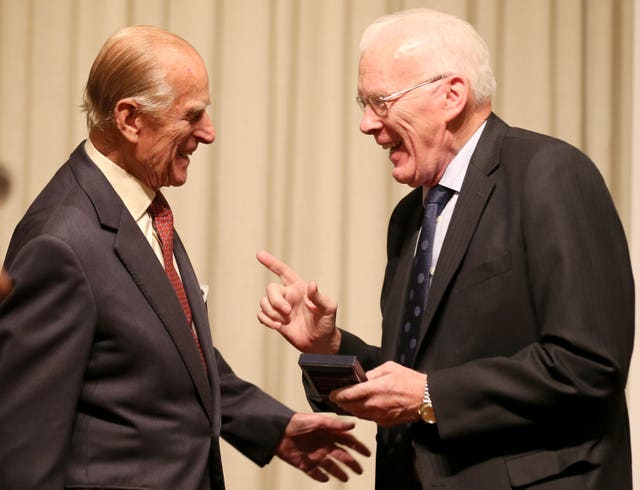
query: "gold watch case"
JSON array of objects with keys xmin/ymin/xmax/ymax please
[{"xmin": 418, "ymin": 402, "xmax": 436, "ymax": 424}]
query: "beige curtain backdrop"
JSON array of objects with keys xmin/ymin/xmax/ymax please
[{"xmin": 0, "ymin": 0, "xmax": 636, "ymax": 489}]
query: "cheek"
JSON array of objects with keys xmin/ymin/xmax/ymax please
[
  {"xmin": 393, "ymin": 111, "xmax": 423, "ymax": 143},
  {"xmin": 154, "ymin": 136, "xmax": 181, "ymax": 161},
  {"xmin": 406, "ymin": 116, "xmax": 440, "ymax": 153},
  {"xmin": 398, "ymin": 125, "xmax": 424, "ymax": 155}
]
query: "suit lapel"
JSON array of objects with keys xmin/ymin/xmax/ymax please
[
  {"xmin": 415, "ymin": 115, "xmax": 506, "ymax": 356},
  {"xmin": 380, "ymin": 191, "xmax": 423, "ymax": 362},
  {"xmin": 418, "ymin": 167, "xmax": 494, "ymax": 341},
  {"xmin": 114, "ymin": 219, "xmax": 214, "ymax": 424},
  {"xmin": 69, "ymin": 144, "xmax": 214, "ymax": 424},
  {"xmin": 174, "ymin": 233, "xmax": 221, "ymax": 431}
]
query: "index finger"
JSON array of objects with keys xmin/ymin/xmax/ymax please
[
  {"xmin": 330, "ymin": 431, "xmax": 371, "ymax": 458},
  {"xmin": 257, "ymin": 250, "xmax": 302, "ymax": 285},
  {"xmin": 330, "ymin": 381, "xmax": 370, "ymax": 404}
]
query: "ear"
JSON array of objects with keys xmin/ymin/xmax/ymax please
[
  {"xmin": 113, "ymin": 98, "xmax": 141, "ymax": 143},
  {"xmin": 442, "ymin": 76, "xmax": 469, "ymax": 122}
]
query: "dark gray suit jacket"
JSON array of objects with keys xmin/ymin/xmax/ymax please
[
  {"xmin": 333, "ymin": 114, "xmax": 634, "ymax": 489},
  {"xmin": 0, "ymin": 143, "xmax": 294, "ymax": 490}
]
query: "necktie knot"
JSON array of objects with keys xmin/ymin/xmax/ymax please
[
  {"xmin": 149, "ymin": 192, "xmax": 174, "ymax": 250},
  {"xmin": 426, "ymin": 184, "xmax": 454, "ymax": 216},
  {"xmin": 149, "ymin": 191, "xmax": 172, "ymax": 223}
]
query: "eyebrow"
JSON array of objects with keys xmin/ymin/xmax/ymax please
[{"xmin": 185, "ymin": 102, "xmax": 209, "ymax": 118}]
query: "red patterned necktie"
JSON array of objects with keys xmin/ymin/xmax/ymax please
[{"xmin": 148, "ymin": 192, "xmax": 207, "ymax": 369}]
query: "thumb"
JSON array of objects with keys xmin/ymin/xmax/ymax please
[
  {"xmin": 364, "ymin": 361, "xmax": 396, "ymax": 380},
  {"xmin": 287, "ymin": 413, "xmax": 355, "ymax": 434},
  {"xmin": 305, "ymin": 281, "xmax": 337, "ymax": 313},
  {"xmin": 305, "ymin": 413, "xmax": 356, "ymax": 432}
]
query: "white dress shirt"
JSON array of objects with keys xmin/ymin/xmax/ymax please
[{"xmin": 424, "ymin": 120, "xmax": 487, "ymax": 282}]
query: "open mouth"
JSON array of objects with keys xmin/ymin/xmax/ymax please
[{"xmin": 382, "ymin": 141, "xmax": 402, "ymax": 151}]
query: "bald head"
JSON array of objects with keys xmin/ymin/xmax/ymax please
[{"xmin": 82, "ymin": 25, "xmax": 203, "ymax": 133}]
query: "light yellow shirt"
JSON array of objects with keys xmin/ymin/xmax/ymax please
[{"xmin": 84, "ymin": 138, "xmax": 175, "ymax": 272}]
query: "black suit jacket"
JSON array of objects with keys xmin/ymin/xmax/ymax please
[
  {"xmin": 0, "ymin": 143, "xmax": 294, "ymax": 490},
  {"xmin": 334, "ymin": 114, "xmax": 634, "ymax": 489}
]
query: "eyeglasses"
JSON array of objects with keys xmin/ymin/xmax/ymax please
[{"xmin": 355, "ymin": 73, "xmax": 450, "ymax": 117}]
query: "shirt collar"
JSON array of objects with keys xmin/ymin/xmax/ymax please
[{"xmin": 84, "ymin": 138, "xmax": 156, "ymax": 220}]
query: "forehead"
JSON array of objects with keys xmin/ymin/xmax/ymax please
[
  {"xmin": 357, "ymin": 34, "xmax": 429, "ymax": 95},
  {"xmin": 165, "ymin": 47, "xmax": 211, "ymax": 107}
]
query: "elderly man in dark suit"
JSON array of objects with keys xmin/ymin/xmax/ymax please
[
  {"xmin": 0, "ymin": 25, "xmax": 369, "ymax": 490},
  {"xmin": 257, "ymin": 8, "xmax": 634, "ymax": 490}
]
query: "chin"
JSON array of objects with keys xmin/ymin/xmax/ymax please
[
  {"xmin": 391, "ymin": 165, "xmax": 417, "ymax": 186},
  {"xmin": 168, "ymin": 166, "xmax": 189, "ymax": 187}
]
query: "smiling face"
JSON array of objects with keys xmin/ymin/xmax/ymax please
[
  {"xmin": 357, "ymin": 35, "xmax": 455, "ymax": 189},
  {"xmin": 125, "ymin": 47, "xmax": 215, "ymax": 189}
]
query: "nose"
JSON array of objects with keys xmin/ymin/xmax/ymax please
[
  {"xmin": 195, "ymin": 112, "xmax": 216, "ymax": 144},
  {"xmin": 359, "ymin": 105, "xmax": 383, "ymax": 135}
]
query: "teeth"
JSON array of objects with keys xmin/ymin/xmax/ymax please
[{"xmin": 382, "ymin": 142, "xmax": 401, "ymax": 150}]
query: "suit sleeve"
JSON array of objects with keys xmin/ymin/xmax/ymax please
[
  {"xmin": 430, "ymin": 142, "xmax": 634, "ymax": 442},
  {"xmin": 0, "ymin": 235, "xmax": 96, "ymax": 489},
  {"xmin": 216, "ymin": 349, "xmax": 295, "ymax": 466}
]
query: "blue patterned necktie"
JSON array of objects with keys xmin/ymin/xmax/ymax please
[
  {"xmin": 396, "ymin": 184, "xmax": 454, "ymax": 367},
  {"xmin": 383, "ymin": 185, "xmax": 454, "ymax": 490}
]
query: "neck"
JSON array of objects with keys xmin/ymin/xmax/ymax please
[
  {"xmin": 448, "ymin": 103, "xmax": 491, "ymax": 155},
  {"xmin": 422, "ymin": 103, "xmax": 491, "ymax": 189},
  {"xmin": 89, "ymin": 129, "xmax": 120, "ymax": 164}
]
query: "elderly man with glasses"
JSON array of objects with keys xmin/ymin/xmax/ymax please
[{"xmin": 257, "ymin": 7, "xmax": 634, "ymax": 490}]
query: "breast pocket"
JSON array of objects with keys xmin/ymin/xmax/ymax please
[{"xmin": 452, "ymin": 251, "xmax": 512, "ymax": 292}]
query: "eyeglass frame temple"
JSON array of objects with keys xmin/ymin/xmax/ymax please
[{"xmin": 355, "ymin": 73, "xmax": 451, "ymax": 113}]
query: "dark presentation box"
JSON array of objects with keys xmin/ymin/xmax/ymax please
[{"xmin": 298, "ymin": 353, "xmax": 367, "ymax": 400}]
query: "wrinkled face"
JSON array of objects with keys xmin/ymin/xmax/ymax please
[
  {"xmin": 357, "ymin": 42, "xmax": 451, "ymax": 188},
  {"xmin": 134, "ymin": 50, "xmax": 215, "ymax": 189}
]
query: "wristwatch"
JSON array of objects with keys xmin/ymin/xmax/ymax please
[{"xmin": 418, "ymin": 375, "xmax": 436, "ymax": 424}]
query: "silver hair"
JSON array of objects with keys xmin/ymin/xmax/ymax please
[
  {"xmin": 81, "ymin": 26, "xmax": 185, "ymax": 133},
  {"xmin": 360, "ymin": 8, "xmax": 496, "ymax": 107}
]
